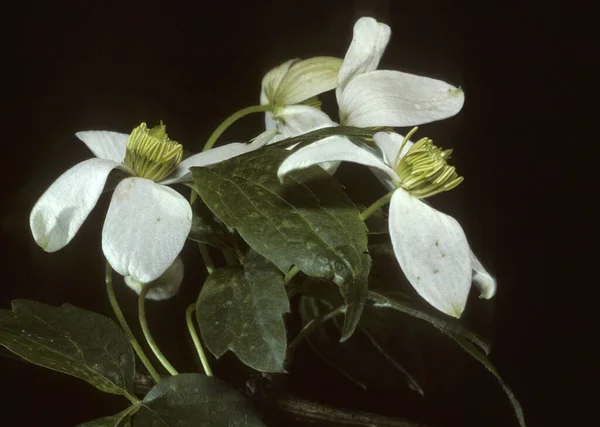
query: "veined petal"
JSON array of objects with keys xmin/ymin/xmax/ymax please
[
  {"xmin": 76, "ymin": 131, "xmax": 129, "ymax": 163},
  {"xmin": 102, "ymin": 177, "xmax": 192, "ymax": 283},
  {"xmin": 276, "ymin": 57, "xmax": 343, "ymax": 105},
  {"xmin": 124, "ymin": 256, "xmax": 184, "ymax": 301},
  {"xmin": 471, "ymin": 251, "xmax": 496, "ymax": 299},
  {"xmin": 161, "ymin": 130, "xmax": 277, "ymax": 185},
  {"xmin": 271, "ymin": 105, "xmax": 337, "ymax": 139},
  {"xmin": 340, "ymin": 70, "xmax": 465, "ymax": 127},
  {"xmin": 389, "ymin": 189, "xmax": 471, "ymax": 317},
  {"xmin": 30, "ymin": 158, "xmax": 125, "ymax": 252},
  {"xmin": 373, "ymin": 131, "xmax": 414, "ymax": 168},
  {"xmin": 261, "ymin": 59, "xmax": 298, "ymax": 105},
  {"xmin": 278, "ymin": 135, "xmax": 394, "ymax": 182},
  {"xmin": 337, "ymin": 17, "xmax": 391, "ymax": 98}
]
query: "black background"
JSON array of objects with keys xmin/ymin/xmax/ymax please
[{"xmin": 2, "ymin": 0, "xmax": 589, "ymax": 426}]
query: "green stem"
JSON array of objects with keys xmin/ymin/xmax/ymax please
[
  {"xmin": 197, "ymin": 243, "xmax": 215, "ymax": 274},
  {"xmin": 358, "ymin": 191, "xmax": 395, "ymax": 221},
  {"xmin": 105, "ymin": 262, "xmax": 161, "ymax": 384},
  {"xmin": 185, "ymin": 305, "xmax": 213, "ymax": 377},
  {"xmin": 284, "ymin": 265, "xmax": 300, "ymax": 285},
  {"xmin": 203, "ymin": 104, "xmax": 273, "ymax": 151},
  {"xmin": 138, "ymin": 288, "xmax": 179, "ymax": 376}
]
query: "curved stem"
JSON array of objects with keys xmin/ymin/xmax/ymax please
[
  {"xmin": 197, "ymin": 243, "xmax": 215, "ymax": 274},
  {"xmin": 203, "ymin": 104, "xmax": 273, "ymax": 151},
  {"xmin": 138, "ymin": 288, "xmax": 179, "ymax": 376},
  {"xmin": 185, "ymin": 305, "xmax": 213, "ymax": 377},
  {"xmin": 105, "ymin": 262, "xmax": 161, "ymax": 384},
  {"xmin": 358, "ymin": 190, "xmax": 395, "ymax": 221},
  {"xmin": 284, "ymin": 265, "xmax": 300, "ymax": 285}
]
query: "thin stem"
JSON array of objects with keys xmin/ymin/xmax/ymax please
[
  {"xmin": 197, "ymin": 243, "xmax": 215, "ymax": 274},
  {"xmin": 358, "ymin": 191, "xmax": 395, "ymax": 221},
  {"xmin": 185, "ymin": 305, "xmax": 213, "ymax": 377},
  {"xmin": 138, "ymin": 288, "xmax": 179, "ymax": 376},
  {"xmin": 284, "ymin": 265, "xmax": 300, "ymax": 285},
  {"xmin": 203, "ymin": 104, "xmax": 273, "ymax": 151},
  {"xmin": 105, "ymin": 262, "xmax": 161, "ymax": 384},
  {"xmin": 288, "ymin": 305, "xmax": 346, "ymax": 354}
]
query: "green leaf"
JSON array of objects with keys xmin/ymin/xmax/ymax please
[
  {"xmin": 447, "ymin": 334, "xmax": 526, "ymax": 427},
  {"xmin": 0, "ymin": 300, "xmax": 136, "ymax": 401},
  {"xmin": 298, "ymin": 292, "xmax": 424, "ymax": 394},
  {"xmin": 191, "ymin": 146, "xmax": 370, "ymax": 339},
  {"xmin": 134, "ymin": 373, "xmax": 265, "ymax": 426},
  {"xmin": 78, "ymin": 406, "xmax": 138, "ymax": 427},
  {"xmin": 368, "ymin": 290, "xmax": 490, "ymax": 354},
  {"xmin": 196, "ymin": 252, "xmax": 289, "ymax": 372},
  {"xmin": 189, "ymin": 197, "xmax": 236, "ymax": 253},
  {"xmin": 368, "ymin": 291, "xmax": 525, "ymax": 427}
]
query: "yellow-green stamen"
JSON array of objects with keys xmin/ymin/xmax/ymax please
[
  {"xmin": 299, "ymin": 96, "xmax": 322, "ymax": 110},
  {"xmin": 123, "ymin": 122, "xmax": 183, "ymax": 182},
  {"xmin": 396, "ymin": 134, "xmax": 463, "ymax": 198}
]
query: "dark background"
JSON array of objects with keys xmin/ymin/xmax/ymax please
[{"xmin": 2, "ymin": 0, "xmax": 589, "ymax": 426}]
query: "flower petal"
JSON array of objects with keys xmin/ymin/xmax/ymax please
[
  {"xmin": 373, "ymin": 131, "xmax": 414, "ymax": 168},
  {"xmin": 340, "ymin": 70, "xmax": 465, "ymax": 127},
  {"xmin": 337, "ymin": 17, "xmax": 391, "ymax": 97},
  {"xmin": 161, "ymin": 130, "xmax": 277, "ymax": 185},
  {"xmin": 471, "ymin": 251, "xmax": 496, "ymax": 299},
  {"xmin": 389, "ymin": 189, "xmax": 471, "ymax": 317},
  {"xmin": 75, "ymin": 131, "xmax": 129, "ymax": 163},
  {"xmin": 30, "ymin": 158, "xmax": 124, "ymax": 252},
  {"xmin": 102, "ymin": 177, "xmax": 192, "ymax": 283},
  {"xmin": 261, "ymin": 59, "xmax": 298, "ymax": 105},
  {"xmin": 124, "ymin": 256, "xmax": 184, "ymax": 301},
  {"xmin": 271, "ymin": 105, "xmax": 337, "ymax": 138},
  {"xmin": 276, "ymin": 57, "xmax": 343, "ymax": 105},
  {"xmin": 278, "ymin": 135, "xmax": 394, "ymax": 182}
]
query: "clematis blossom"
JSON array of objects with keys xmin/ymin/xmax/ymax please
[
  {"xmin": 260, "ymin": 57, "xmax": 342, "ymax": 140},
  {"xmin": 278, "ymin": 131, "xmax": 495, "ymax": 317},
  {"xmin": 30, "ymin": 123, "xmax": 275, "ymax": 290},
  {"xmin": 261, "ymin": 17, "xmax": 465, "ymax": 139}
]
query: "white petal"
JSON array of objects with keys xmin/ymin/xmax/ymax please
[
  {"xmin": 389, "ymin": 189, "xmax": 471, "ymax": 317},
  {"xmin": 124, "ymin": 256, "xmax": 184, "ymax": 301},
  {"xmin": 337, "ymin": 17, "xmax": 391, "ymax": 97},
  {"xmin": 30, "ymin": 158, "xmax": 124, "ymax": 252},
  {"xmin": 276, "ymin": 57, "xmax": 343, "ymax": 105},
  {"xmin": 278, "ymin": 135, "xmax": 395, "ymax": 182},
  {"xmin": 161, "ymin": 130, "xmax": 277, "ymax": 185},
  {"xmin": 76, "ymin": 131, "xmax": 129, "ymax": 163},
  {"xmin": 261, "ymin": 59, "xmax": 298, "ymax": 105},
  {"xmin": 340, "ymin": 70, "xmax": 465, "ymax": 127},
  {"xmin": 272, "ymin": 105, "xmax": 337, "ymax": 138},
  {"xmin": 102, "ymin": 177, "xmax": 192, "ymax": 283},
  {"xmin": 373, "ymin": 131, "xmax": 414, "ymax": 168},
  {"xmin": 471, "ymin": 251, "xmax": 496, "ymax": 299}
]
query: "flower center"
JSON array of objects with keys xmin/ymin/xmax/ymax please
[
  {"xmin": 396, "ymin": 132, "xmax": 463, "ymax": 198},
  {"xmin": 123, "ymin": 122, "xmax": 183, "ymax": 182}
]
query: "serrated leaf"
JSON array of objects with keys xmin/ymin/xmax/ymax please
[
  {"xmin": 191, "ymin": 146, "xmax": 370, "ymax": 339},
  {"xmin": 78, "ymin": 405, "xmax": 138, "ymax": 427},
  {"xmin": 196, "ymin": 252, "xmax": 289, "ymax": 372},
  {"xmin": 133, "ymin": 373, "xmax": 265, "ymax": 427},
  {"xmin": 0, "ymin": 300, "xmax": 136, "ymax": 400},
  {"xmin": 189, "ymin": 197, "xmax": 235, "ymax": 252},
  {"xmin": 299, "ymin": 293, "xmax": 423, "ymax": 394}
]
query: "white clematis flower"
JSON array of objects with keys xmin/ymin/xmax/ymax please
[
  {"xmin": 30, "ymin": 122, "xmax": 274, "ymax": 287},
  {"xmin": 261, "ymin": 17, "xmax": 465, "ymax": 140},
  {"xmin": 278, "ymin": 130, "xmax": 495, "ymax": 317},
  {"xmin": 261, "ymin": 57, "xmax": 342, "ymax": 140},
  {"xmin": 336, "ymin": 17, "xmax": 465, "ymax": 127}
]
